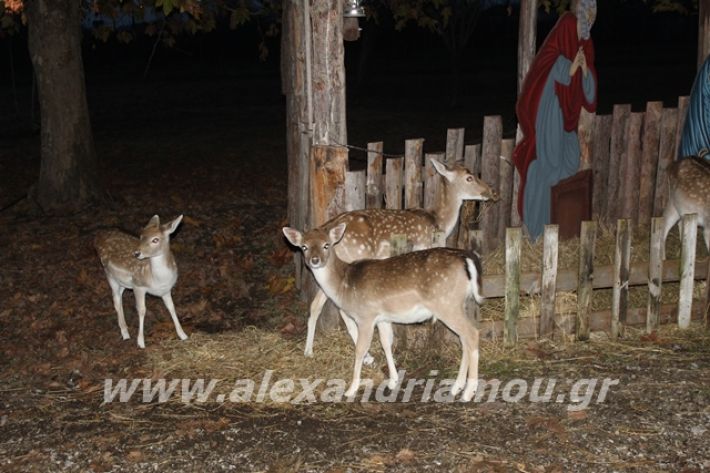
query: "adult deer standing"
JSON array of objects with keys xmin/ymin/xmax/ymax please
[
  {"xmin": 95, "ymin": 215, "xmax": 188, "ymax": 348},
  {"xmin": 303, "ymin": 158, "xmax": 497, "ymax": 362},
  {"xmin": 283, "ymin": 223, "xmax": 483, "ymax": 401},
  {"xmin": 661, "ymin": 156, "xmax": 710, "ymax": 256}
]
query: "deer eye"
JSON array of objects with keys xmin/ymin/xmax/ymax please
[
  {"xmin": 152, "ymin": 237, "xmax": 160, "ymax": 244},
  {"xmin": 301, "ymin": 245, "xmax": 308, "ymax": 252},
  {"xmin": 323, "ymin": 243, "xmax": 330, "ymax": 250},
  {"xmin": 466, "ymin": 175, "xmax": 473, "ymax": 182}
]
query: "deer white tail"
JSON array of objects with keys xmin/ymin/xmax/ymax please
[{"xmin": 465, "ymin": 257, "xmax": 485, "ymax": 306}]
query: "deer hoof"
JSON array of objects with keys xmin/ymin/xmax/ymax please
[
  {"xmin": 178, "ymin": 331, "xmax": 189, "ymax": 341},
  {"xmin": 387, "ymin": 378, "xmax": 399, "ymax": 390}
]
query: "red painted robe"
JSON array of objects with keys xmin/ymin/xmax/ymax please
[{"xmin": 512, "ymin": 12, "xmax": 598, "ymax": 218}]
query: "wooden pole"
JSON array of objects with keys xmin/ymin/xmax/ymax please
[
  {"xmin": 653, "ymin": 108, "xmax": 679, "ymax": 217},
  {"xmin": 505, "ymin": 227, "xmax": 522, "ymax": 345},
  {"xmin": 404, "ymin": 139, "xmax": 424, "ymax": 209},
  {"xmin": 366, "ymin": 142, "xmax": 384, "ymax": 209},
  {"xmin": 678, "ymin": 213, "xmax": 698, "ymax": 329},
  {"xmin": 539, "ymin": 224, "xmax": 559, "ymax": 339},
  {"xmin": 606, "ymin": 104, "xmax": 631, "ymax": 222},
  {"xmin": 577, "ymin": 221, "xmax": 596, "ymax": 340},
  {"xmin": 497, "ymin": 139, "xmax": 515, "ymax": 244},
  {"xmin": 591, "ymin": 114, "xmax": 612, "ymax": 220},
  {"xmin": 611, "ymin": 219, "xmax": 631, "ymax": 338},
  {"xmin": 646, "ymin": 217, "xmax": 664, "ymax": 333},
  {"xmin": 481, "ymin": 116, "xmax": 502, "ymax": 251},
  {"xmin": 638, "ymin": 102, "xmax": 663, "ymax": 228},
  {"xmin": 517, "ymin": 0, "xmax": 538, "ymax": 95},
  {"xmin": 345, "ymin": 170, "xmax": 366, "ymax": 211},
  {"xmin": 621, "ymin": 112, "xmax": 643, "ymax": 224},
  {"xmin": 385, "ymin": 157, "xmax": 404, "ymax": 210}
]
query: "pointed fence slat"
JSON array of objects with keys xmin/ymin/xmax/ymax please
[
  {"xmin": 639, "ymin": 102, "xmax": 663, "ymax": 228},
  {"xmin": 611, "ymin": 219, "xmax": 631, "ymax": 338},
  {"xmin": 654, "ymin": 108, "xmax": 679, "ymax": 217},
  {"xmin": 505, "ymin": 227, "xmax": 522, "ymax": 345},
  {"xmin": 591, "ymin": 114, "xmax": 613, "ymax": 219},
  {"xmin": 607, "ymin": 104, "xmax": 631, "ymax": 221},
  {"xmin": 646, "ymin": 217, "xmax": 664, "ymax": 333},
  {"xmin": 481, "ymin": 116, "xmax": 503, "ymax": 252},
  {"xmin": 366, "ymin": 142, "xmax": 384, "ymax": 209},
  {"xmin": 540, "ymin": 224, "xmax": 559, "ymax": 339},
  {"xmin": 345, "ymin": 170, "xmax": 366, "ymax": 211},
  {"xmin": 678, "ymin": 213, "xmax": 698, "ymax": 329},
  {"xmin": 385, "ymin": 157, "xmax": 404, "ymax": 210},
  {"xmin": 577, "ymin": 221, "xmax": 596, "ymax": 340},
  {"xmin": 404, "ymin": 139, "xmax": 424, "ymax": 209}
]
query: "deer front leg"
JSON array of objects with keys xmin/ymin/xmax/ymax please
[
  {"xmin": 134, "ymin": 288, "xmax": 148, "ymax": 349},
  {"xmin": 340, "ymin": 310, "xmax": 375, "ymax": 366},
  {"xmin": 376, "ymin": 321, "xmax": 399, "ymax": 390},
  {"xmin": 109, "ymin": 279, "xmax": 129, "ymax": 340},
  {"xmin": 305, "ymin": 289, "xmax": 328, "ymax": 357},
  {"xmin": 345, "ymin": 320, "xmax": 375, "ymax": 398},
  {"xmin": 162, "ymin": 292, "xmax": 188, "ymax": 341}
]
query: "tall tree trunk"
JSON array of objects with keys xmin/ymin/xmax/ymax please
[
  {"xmin": 26, "ymin": 0, "xmax": 98, "ymax": 212},
  {"xmin": 282, "ymin": 0, "xmax": 347, "ymax": 330}
]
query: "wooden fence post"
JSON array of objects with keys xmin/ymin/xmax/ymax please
[
  {"xmin": 445, "ymin": 128, "xmax": 465, "ymax": 164},
  {"xmin": 540, "ymin": 224, "xmax": 559, "ymax": 340},
  {"xmin": 653, "ymin": 108, "xmax": 679, "ymax": 217},
  {"xmin": 481, "ymin": 116, "xmax": 502, "ymax": 251},
  {"xmin": 497, "ymin": 139, "xmax": 515, "ymax": 244},
  {"xmin": 675, "ymin": 96, "xmax": 690, "ymax": 158},
  {"xmin": 505, "ymin": 227, "xmax": 522, "ymax": 345},
  {"xmin": 678, "ymin": 213, "xmax": 698, "ymax": 329},
  {"xmin": 424, "ymin": 152, "xmax": 445, "ymax": 211},
  {"xmin": 646, "ymin": 217, "xmax": 664, "ymax": 333},
  {"xmin": 591, "ymin": 114, "xmax": 612, "ymax": 220},
  {"xmin": 621, "ymin": 112, "xmax": 643, "ymax": 224},
  {"xmin": 611, "ymin": 219, "xmax": 631, "ymax": 338},
  {"xmin": 385, "ymin": 157, "xmax": 404, "ymax": 210},
  {"xmin": 577, "ymin": 220, "xmax": 596, "ymax": 340},
  {"xmin": 638, "ymin": 102, "xmax": 663, "ymax": 228},
  {"xmin": 404, "ymin": 139, "xmax": 424, "ymax": 209},
  {"xmin": 607, "ymin": 104, "xmax": 631, "ymax": 222},
  {"xmin": 366, "ymin": 141, "xmax": 384, "ymax": 209},
  {"xmin": 345, "ymin": 170, "xmax": 366, "ymax": 211}
]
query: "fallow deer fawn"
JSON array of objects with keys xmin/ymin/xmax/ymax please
[
  {"xmin": 95, "ymin": 215, "xmax": 188, "ymax": 348},
  {"xmin": 284, "ymin": 223, "xmax": 483, "ymax": 401},
  {"xmin": 662, "ymin": 156, "xmax": 710, "ymax": 258},
  {"xmin": 304, "ymin": 158, "xmax": 497, "ymax": 362}
]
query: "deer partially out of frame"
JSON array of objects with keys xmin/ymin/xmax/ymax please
[
  {"xmin": 95, "ymin": 215, "xmax": 188, "ymax": 348},
  {"xmin": 304, "ymin": 158, "xmax": 497, "ymax": 363},
  {"xmin": 662, "ymin": 156, "xmax": 710, "ymax": 257},
  {"xmin": 283, "ymin": 223, "xmax": 483, "ymax": 401}
]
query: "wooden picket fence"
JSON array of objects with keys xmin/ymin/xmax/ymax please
[{"xmin": 308, "ymin": 95, "xmax": 708, "ymax": 342}]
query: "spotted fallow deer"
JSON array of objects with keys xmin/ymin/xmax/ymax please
[
  {"xmin": 303, "ymin": 158, "xmax": 497, "ymax": 363},
  {"xmin": 95, "ymin": 215, "xmax": 188, "ymax": 348},
  {"xmin": 661, "ymin": 156, "xmax": 710, "ymax": 258},
  {"xmin": 283, "ymin": 223, "xmax": 483, "ymax": 401}
]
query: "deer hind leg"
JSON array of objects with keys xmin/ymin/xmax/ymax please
[
  {"xmin": 134, "ymin": 288, "xmax": 148, "ymax": 349},
  {"xmin": 305, "ymin": 289, "xmax": 328, "ymax": 357},
  {"xmin": 661, "ymin": 204, "xmax": 680, "ymax": 260},
  {"xmin": 109, "ymin": 279, "xmax": 129, "ymax": 340},
  {"xmin": 162, "ymin": 292, "xmax": 188, "ymax": 341},
  {"xmin": 376, "ymin": 322, "xmax": 399, "ymax": 389},
  {"xmin": 345, "ymin": 319, "xmax": 375, "ymax": 398},
  {"xmin": 439, "ymin": 307, "xmax": 479, "ymax": 401},
  {"xmin": 341, "ymin": 310, "xmax": 375, "ymax": 365}
]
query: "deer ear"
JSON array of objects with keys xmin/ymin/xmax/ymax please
[
  {"xmin": 162, "ymin": 215, "xmax": 183, "ymax": 235},
  {"xmin": 282, "ymin": 227, "xmax": 303, "ymax": 247},
  {"xmin": 430, "ymin": 158, "xmax": 455, "ymax": 182},
  {"xmin": 329, "ymin": 223, "xmax": 347, "ymax": 244},
  {"xmin": 145, "ymin": 215, "xmax": 160, "ymax": 229}
]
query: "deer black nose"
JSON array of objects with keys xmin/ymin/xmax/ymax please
[
  {"xmin": 310, "ymin": 256, "xmax": 320, "ymax": 266},
  {"xmin": 133, "ymin": 251, "xmax": 141, "ymax": 258}
]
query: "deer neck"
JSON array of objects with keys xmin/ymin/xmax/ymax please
[
  {"xmin": 148, "ymin": 251, "xmax": 177, "ymax": 283},
  {"xmin": 310, "ymin": 254, "xmax": 350, "ymax": 308},
  {"xmin": 431, "ymin": 184, "xmax": 463, "ymax": 238}
]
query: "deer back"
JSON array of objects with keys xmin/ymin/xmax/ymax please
[{"xmin": 668, "ymin": 157, "xmax": 710, "ymax": 222}]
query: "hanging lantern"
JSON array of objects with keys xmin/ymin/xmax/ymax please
[{"xmin": 343, "ymin": 0, "xmax": 365, "ymax": 18}]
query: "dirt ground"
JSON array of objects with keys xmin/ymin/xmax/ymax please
[{"xmin": 1, "ymin": 39, "xmax": 709, "ymax": 471}]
